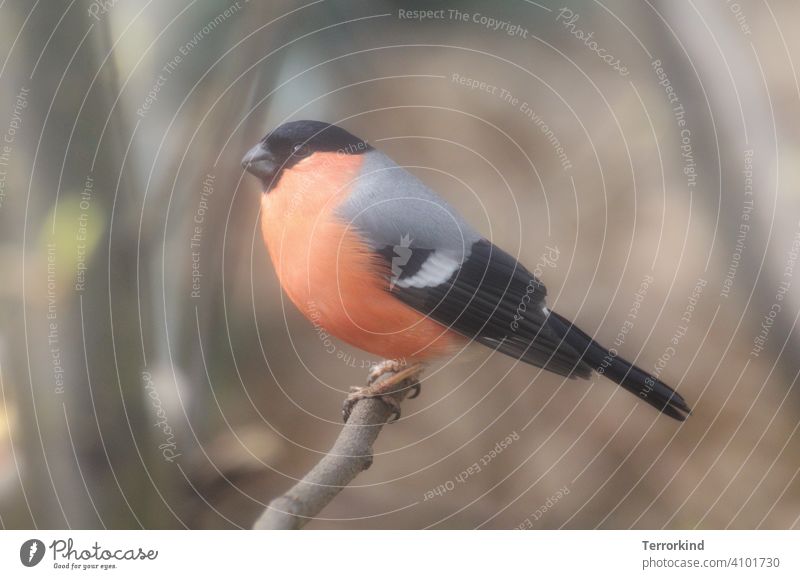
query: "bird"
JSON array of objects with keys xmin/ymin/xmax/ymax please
[{"xmin": 242, "ymin": 120, "xmax": 691, "ymax": 422}]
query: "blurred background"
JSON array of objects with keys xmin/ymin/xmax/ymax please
[{"xmin": 0, "ymin": 0, "xmax": 799, "ymax": 529}]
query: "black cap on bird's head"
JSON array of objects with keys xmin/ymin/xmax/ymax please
[{"xmin": 241, "ymin": 120, "xmax": 372, "ymax": 190}]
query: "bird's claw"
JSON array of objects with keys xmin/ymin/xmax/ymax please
[
  {"xmin": 342, "ymin": 389, "xmax": 402, "ymax": 423},
  {"xmin": 407, "ymin": 381, "xmax": 422, "ymax": 399},
  {"xmin": 341, "ymin": 394, "xmax": 358, "ymax": 423},
  {"xmin": 342, "ymin": 362, "xmax": 425, "ymax": 422}
]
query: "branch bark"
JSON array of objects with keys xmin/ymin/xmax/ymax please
[{"xmin": 253, "ymin": 368, "xmax": 417, "ymax": 530}]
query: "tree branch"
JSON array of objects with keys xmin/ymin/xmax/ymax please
[{"xmin": 253, "ymin": 367, "xmax": 417, "ymax": 530}]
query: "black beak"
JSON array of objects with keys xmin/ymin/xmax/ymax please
[{"xmin": 242, "ymin": 142, "xmax": 278, "ymax": 185}]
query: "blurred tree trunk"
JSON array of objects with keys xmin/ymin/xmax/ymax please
[{"xmin": 0, "ymin": 1, "xmax": 173, "ymax": 528}]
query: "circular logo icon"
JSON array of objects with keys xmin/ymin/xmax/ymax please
[{"xmin": 19, "ymin": 539, "xmax": 46, "ymax": 567}]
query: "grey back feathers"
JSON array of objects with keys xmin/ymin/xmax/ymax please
[{"xmin": 336, "ymin": 150, "xmax": 482, "ymax": 283}]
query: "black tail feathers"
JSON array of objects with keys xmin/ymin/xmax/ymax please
[{"xmin": 546, "ymin": 310, "xmax": 692, "ymax": 421}]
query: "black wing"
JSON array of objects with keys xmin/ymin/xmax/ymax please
[{"xmin": 377, "ymin": 239, "xmax": 593, "ymax": 379}]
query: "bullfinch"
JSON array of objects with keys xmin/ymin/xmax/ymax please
[{"xmin": 242, "ymin": 120, "xmax": 691, "ymax": 422}]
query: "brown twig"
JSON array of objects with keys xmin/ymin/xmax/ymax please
[{"xmin": 252, "ymin": 367, "xmax": 418, "ymax": 530}]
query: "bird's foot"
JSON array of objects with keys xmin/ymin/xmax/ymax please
[{"xmin": 342, "ymin": 363, "xmax": 424, "ymax": 423}]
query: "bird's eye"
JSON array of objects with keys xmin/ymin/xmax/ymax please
[{"xmin": 292, "ymin": 143, "xmax": 311, "ymax": 158}]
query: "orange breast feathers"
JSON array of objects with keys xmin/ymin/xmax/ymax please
[{"xmin": 259, "ymin": 151, "xmax": 463, "ymax": 362}]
